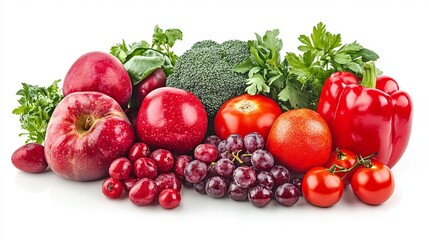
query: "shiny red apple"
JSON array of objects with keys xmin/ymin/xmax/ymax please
[
  {"xmin": 136, "ymin": 87, "xmax": 208, "ymax": 155},
  {"xmin": 44, "ymin": 92, "xmax": 135, "ymax": 181},
  {"xmin": 63, "ymin": 51, "xmax": 132, "ymax": 108}
]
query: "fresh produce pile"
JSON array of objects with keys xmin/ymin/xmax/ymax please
[{"xmin": 11, "ymin": 23, "xmax": 413, "ymax": 209}]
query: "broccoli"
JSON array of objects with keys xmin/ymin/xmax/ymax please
[{"xmin": 166, "ymin": 39, "xmax": 250, "ymax": 120}]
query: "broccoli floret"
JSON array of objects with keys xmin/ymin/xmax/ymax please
[{"xmin": 166, "ymin": 39, "xmax": 250, "ymax": 120}]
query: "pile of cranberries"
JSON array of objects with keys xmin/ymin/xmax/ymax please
[{"xmin": 102, "ymin": 142, "xmax": 183, "ymax": 209}]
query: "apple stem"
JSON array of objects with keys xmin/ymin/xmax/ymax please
[{"xmin": 84, "ymin": 116, "xmax": 93, "ymax": 131}]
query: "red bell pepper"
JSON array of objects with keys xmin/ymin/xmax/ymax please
[{"xmin": 317, "ymin": 62, "xmax": 412, "ymax": 168}]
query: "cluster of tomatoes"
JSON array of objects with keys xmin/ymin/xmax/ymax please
[{"xmin": 302, "ymin": 149, "xmax": 395, "ymax": 207}]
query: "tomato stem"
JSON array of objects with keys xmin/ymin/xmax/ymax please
[{"xmin": 328, "ymin": 152, "xmax": 378, "ymax": 178}]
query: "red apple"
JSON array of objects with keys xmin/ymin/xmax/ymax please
[
  {"xmin": 63, "ymin": 51, "xmax": 132, "ymax": 108},
  {"xmin": 136, "ymin": 87, "xmax": 208, "ymax": 155},
  {"xmin": 44, "ymin": 92, "xmax": 135, "ymax": 181}
]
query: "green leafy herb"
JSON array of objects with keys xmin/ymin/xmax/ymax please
[
  {"xmin": 235, "ymin": 22, "xmax": 381, "ymax": 111},
  {"xmin": 152, "ymin": 25, "xmax": 183, "ymax": 65},
  {"xmin": 285, "ymin": 22, "xmax": 380, "ymax": 108},
  {"xmin": 110, "ymin": 25, "xmax": 182, "ymax": 85},
  {"xmin": 233, "ymin": 29, "xmax": 309, "ymax": 110},
  {"xmin": 12, "ymin": 79, "xmax": 63, "ymax": 144}
]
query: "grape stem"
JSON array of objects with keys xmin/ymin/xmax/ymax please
[{"xmin": 231, "ymin": 150, "xmax": 244, "ymax": 164}]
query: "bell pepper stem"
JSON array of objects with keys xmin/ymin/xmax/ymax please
[{"xmin": 361, "ymin": 61, "xmax": 377, "ymax": 88}]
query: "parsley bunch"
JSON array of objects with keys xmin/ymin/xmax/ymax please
[
  {"xmin": 12, "ymin": 79, "xmax": 63, "ymax": 144},
  {"xmin": 234, "ymin": 22, "xmax": 380, "ymax": 111}
]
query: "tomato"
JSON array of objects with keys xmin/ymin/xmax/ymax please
[
  {"xmin": 302, "ymin": 167, "xmax": 344, "ymax": 207},
  {"xmin": 324, "ymin": 148, "xmax": 358, "ymax": 185},
  {"xmin": 214, "ymin": 94, "xmax": 282, "ymax": 141},
  {"xmin": 266, "ymin": 109, "xmax": 332, "ymax": 173},
  {"xmin": 351, "ymin": 161, "xmax": 395, "ymax": 205}
]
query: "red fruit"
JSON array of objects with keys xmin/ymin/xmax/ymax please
[
  {"xmin": 266, "ymin": 109, "xmax": 332, "ymax": 173},
  {"xmin": 133, "ymin": 157, "xmax": 158, "ymax": 180},
  {"xmin": 158, "ymin": 189, "xmax": 181, "ymax": 209},
  {"xmin": 136, "ymin": 87, "xmax": 208, "ymax": 155},
  {"xmin": 109, "ymin": 157, "xmax": 133, "ymax": 179},
  {"xmin": 123, "ymin": 177, "xmax": 138, "ymax": 192},
  {"xmin": 11, "ymin": 143, "xmax": 48, "ymax": 173},
  {"xmin": 129, "ymin": 178, "xmax": 158, "ymax": 206},
  {"xmin": 102, "ymin": 177, "xmax": 124, "ymax": 199},
  {"xmin": 351, "ymin": 161, "xmax": 395, "ymax": 205},
  {"xmin": 302, "ymin": 167, "xmax": 344, "ymax": 207},
  {"xmin": 128, "ymin": 142, "xmax": 151, "ymax": 163},
  {"xmin": 173, "ymin": 155, "xmax": 192, "ymax": 178},
  {"xmin": 214, "ymin": 94, "xmax": 282, "ymax": 141},
  {"xmin": 150, "ymin": 149, "xmax": 174, "ymax": 173},
  {"xmin": 63, "ymin": 51, "xmax": 132, "ymax": 108},
  {"xmin": 154, "ymin": 173, "xmax": 182, "ymax": 192},
  {"xmin": 132, "ymin": 68, "xmax": 166, "ymax": 107},
  {"xmin": 44, "ymin": 92, "xmax": 135, "ymax": 181}
]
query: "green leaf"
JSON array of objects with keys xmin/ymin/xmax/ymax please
[
  {"xmin": 298, "ymin": 34, "xmax": 313, "ymax": 51},
  {"xmin": 124, "ymin": 55, "xmax": 165, "ymax": 85},
  {"xmin": 110, "ymin": 40, "xmax": 129, "ymax": 63},
  {"xmin": 164, "ymin": 28, "xmax": 183, "ymax": 47},
  {"xmin": 333, "ymin": 53, "xmax": 352, "ymax": 64},
  {"xmin": 340, "ymin": 42, "xmax": 363, "ymax": 53},
  {"xmin": 248, "ymin": 66, "xmax": 262, "ymax": 77},
  {"xmin": 278, "ymin": 80, "xmax": 309, "ymax": 109},
  {"xmin": 233, "ymin": 58, "xmax": 254, "ymax": 73},
  {"xmin": 357, "ymin": 48, "xmax": 380, "ymax": 61},
  {"xmin": 12, "ymin": 79, "xmax": 63, "ymax": 144},
  {"xmin": 249, "ymin": 45, "xmax": 265, "ymax": 66},
  {"xmin": 346, "ymin": 62, "xmax": 363, "ymax": 75},
  {"xmin": 245, "ymin": 74, "xmax": 270, "ymax": 95}
]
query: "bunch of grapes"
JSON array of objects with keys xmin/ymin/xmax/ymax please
[{"xmin": 183, "ymin": 132, "xmax": 302, "ymax": 207}]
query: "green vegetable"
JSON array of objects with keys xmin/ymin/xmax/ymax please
[
  {"xmin": 234, "ymin": 22, "xmax": 380, "ymax": 110},
  {"xmin": 166, "ymin": 39, "xmax": 250, "ymax": 119},
  {"xmin": 110, "ymin": 25, "xmax": 182, "ymax": 85},
  {"xmin": 12, "ymin": 79, "xmax": 63, "ymax": 144}
]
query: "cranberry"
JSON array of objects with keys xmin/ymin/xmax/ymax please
[
  {"xmin": 129, "ymin": 178, "xmax": 158, "ymax": 206},
  {"xmin": 150, "ymin": 149, "xmax": 174, "ymax": 173},
  {"xmin": 194, "ymin": 144, "xmax": 218, "ymax": 163},
  {"xmin": 123, "ymin": 177, "xmax": 138, "ymax": 191},
  {"xmin": 109, "ymin": 157, "xmax": 133, "ymax": 179},
  {"xmin": 102, "ymin": 177, "xmax": 124, "ymax": 199},
  {"xmin": 174, "ymin": 155, "xmax": 192, "ymax": 178},
  {"xmin": 128, "ymin": 142, "xmax": 151, "ymax": 162},
  {"xmin": 134, "ymin": 157, "xmax": 158, "ymax": 180},
  {"xmin": 11, "ymin": 143, "xmax": 48, "ymax": 173},
  {"xmin": 158, "ymin": 189, "xmax": 181, "ymax": 209},
  {"xmin": 155, "ymin": 173, "xmax": 182, "ymax": 192}
]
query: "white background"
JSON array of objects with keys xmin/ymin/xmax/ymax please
[{"xmin": 1, "ymin": 0, "xmax": 428, "ymax": 239}]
